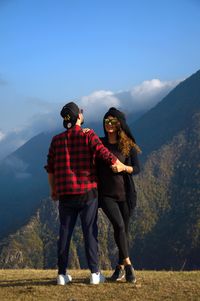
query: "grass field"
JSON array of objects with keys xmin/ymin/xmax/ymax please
[{"xmin": 0, "ymin": 269, "xmax": 200, "ymax": 301}]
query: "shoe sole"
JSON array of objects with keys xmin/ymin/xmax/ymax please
[
  {"xmin": 57, "ymin": 281, "xmax": 72, "ymax": 285},
  {"xmin": 116, "ymin": 274, "xmax": 125, "ymax": 281},
  {"xmin": 90, "ymin": 279, "xmax": 105, "ymax": 285},
  {"xmin": 57, "ymin": 277, "xmax": 72, "ymax": 285}
]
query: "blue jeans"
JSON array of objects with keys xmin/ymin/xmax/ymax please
[{"xmin": 57, "ymin": 198, "xmax": 98, "ymax": 274}]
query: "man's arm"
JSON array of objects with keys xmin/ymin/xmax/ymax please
[
  {"xmin": 87, "ymin": 130, "xmax": 126, "ymax": 172},
  {"xmin": 44, "ymin": 137, "xmax": 58, "ymax": 201},
  {"xmin": 48, "ymin": 173, "xmax": 58, "ymax": 201},
  {"xmin": 114, "ymin": 147, "xmax": 140, "ymax": 174}
]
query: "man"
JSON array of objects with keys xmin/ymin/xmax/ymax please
[{"xmin": 45, "ymin": 101, "xmax": 126, "ymax": 285}]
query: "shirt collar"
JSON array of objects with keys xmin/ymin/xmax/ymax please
[{"xmin": 68, "ymin": 124, "xmax": 81, "ymax": 131}]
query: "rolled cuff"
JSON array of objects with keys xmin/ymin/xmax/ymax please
[{"xmin": 111, "ymin": 156, "xmax": 117, "ymax": 165}]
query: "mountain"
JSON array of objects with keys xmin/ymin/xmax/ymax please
[
  {"xmin": 128, "ymin": 70, "xmax": 200, "ymax": 269},
  {"xmin": 132, "ymin": 111, "xmax": 200, "ymax": 269},
  {"xmin": 0, "ymin": 132, "xmax": 52, "ymax": 239},
  {"xmin": 132, "ymin": 70, "xmax": 200, "ymax": 161},
  {"xmin": 0, "ymin": 69, "xmax": 199, "ymax": 269}
]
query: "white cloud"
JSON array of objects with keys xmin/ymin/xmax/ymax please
[
  {"xmin": 0, "ymin": 111, "xmax": 60, "ymax": 161},
  {"xmin": 0, "ymin": 78, "xmax": 181, "ymax": 160},
  {"xmin": 80, "ymin": 78, "xmax": 181, "ymax": 120},
  {"xmin": 0, "ymin": 129, "xmax": 27, "ymax": 161},
  {"xmin": 80, "ymin": 90, "xmax": 120, "ymax": 121},
  {"xmin": 0, "ymin": 130, "xmax": 5, "ymax": 141},
  {"xmin": 128, "ymin": 79, "xmax": 181, "ymax": 110}
]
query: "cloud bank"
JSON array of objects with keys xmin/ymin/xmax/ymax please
[
  {"xmin": 0, "ymin": 78, "xmax": 181, "ymax": 160},
  {"xmin": 80, "ymin": 79, "xmax": 180, "ymax": 121},
  {"xmin": 4, "ymin": 155, "xmax": 31, "ymax": 179},
  {"xmin": 0, "ymin": 130, "xmax": 5, "ymax": 141}
]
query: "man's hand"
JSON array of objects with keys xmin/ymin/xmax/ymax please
[{"xmin": 111, "ymin": 159, "xmax": 126, "ymax": 173}]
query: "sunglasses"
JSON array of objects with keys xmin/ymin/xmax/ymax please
[
  {"xmin": 104, "ymin": 118, "xmax": 118, "ymax": 125},
  {"xmin": 79, "ymin": 108, "xmax": 83, "ymax": 114}
]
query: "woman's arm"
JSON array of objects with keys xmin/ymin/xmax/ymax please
[{"xmin": 124, "ymin": 147, "xmax": 140, "ymax": 175}]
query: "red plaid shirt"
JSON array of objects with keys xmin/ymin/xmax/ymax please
[{"xmin": 45, "ymin": 125, "xmax": 117, "ymax": 196}]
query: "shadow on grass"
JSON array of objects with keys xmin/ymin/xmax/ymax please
[
  {"xmin": 0, "ymin": 276, "xmax": 131, "ymax": 288},
  {"xmin": 0, "ymin": 277, "xmax": 93, "ymax": 288}
]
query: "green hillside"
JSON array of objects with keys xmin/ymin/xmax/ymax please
[
  {"xmin": 132, "ymin": 111, "xmax": 200, "ymax": 269},
  {"xmin": 0, "ymin": 199, "xmax": 113, "ymax": 270}
]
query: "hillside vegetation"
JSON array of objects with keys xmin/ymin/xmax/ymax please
[
  {"xmin": 131, "ymin": 111, "xmax": 200, "ymax": 269},
  {"xmin": 0, "ymin": 199, "xmax": 113, "ymax": 270}
]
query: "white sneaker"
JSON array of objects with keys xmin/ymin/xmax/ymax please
[
  {"xmin": 57, "ymin": 273, "xmax": 72, "ymax": 285},
  {"xmin": 90, "ymin": 272, "xmax": 105, "ymax": 284}
]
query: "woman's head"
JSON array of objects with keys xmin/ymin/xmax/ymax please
[
  {"xmin": 103, "ymin": 107, "xmax": 135, "ymax": 141},
  {"xmin": 104, "ymin": 115, "xmax": 120, "ymax": 134},
  {"xmin": 103, "ymin": 107, "xmax": 141, "ymax": 156}
]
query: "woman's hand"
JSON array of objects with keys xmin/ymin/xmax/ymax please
[
  {"xmin": 111, "ymin": 160, "xmax": 127, "ymax": 173},
  {"xmin": 82, "ymin": 128, "xmax": 91, "ymax": 133}
]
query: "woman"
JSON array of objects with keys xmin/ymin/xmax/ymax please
[{"xmin": 97, "ymin": 107, "xmax": 141, "ymax": 283}]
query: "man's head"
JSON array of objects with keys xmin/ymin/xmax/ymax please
[{"xmin": 60, "ymin": 101, "xmax": 84, "ymax": 129}]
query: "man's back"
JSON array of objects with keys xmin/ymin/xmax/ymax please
[{"xmin": 46, "ymin": 125, "xmax": 116, "ymax": 196}]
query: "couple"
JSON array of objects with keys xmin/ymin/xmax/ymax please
[{"xmin": 45, "ymin": 101, "xmax": 140, "ymax": 285}]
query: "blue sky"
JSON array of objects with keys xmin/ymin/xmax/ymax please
[{"xmin": 0, "ymin": 0, "xmax": 200, "ymax": 157}]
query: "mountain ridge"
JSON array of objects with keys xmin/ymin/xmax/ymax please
[
  {"xmin": 0, "ymin": 69, "xmax": 199, "ymax": 269},
  {"xmin": 132, "ymin": 69, "xmax": 200, "ymax": 160}
]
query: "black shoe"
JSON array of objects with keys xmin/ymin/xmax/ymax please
[
  {"xmin": 110, "ymin": 265, "xmax": 125, "ymax": 281},
  {"xmin": 125, "ymin": 265, "xmax": 136, "ymax": 283}
]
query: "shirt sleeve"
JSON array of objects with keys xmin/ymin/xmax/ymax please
[
  {"xmin": 87, "ymin": 130, "xmax": 117, "ymax": 165},
  {"xmin": 44, "ymin": 137, "xmax": 56, "ymax": 173},
  {"xmin": 130, "ymin": 147, "xmax": 140, "ymax": 175}
]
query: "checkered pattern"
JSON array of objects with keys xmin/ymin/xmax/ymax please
[{"xmin": 45, "ymin": 125, "xmax": 116, "ymax": 196}]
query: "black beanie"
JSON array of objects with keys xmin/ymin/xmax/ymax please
[
  {"xmin": 103, "ymin": 107, "xmax": 136, "ymax": 143},
  {"xmin": 60, "ymin": 102, "xmax": 79, "ymax": 129}
]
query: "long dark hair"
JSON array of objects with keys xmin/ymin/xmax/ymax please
[{"xmin": 103, "ymin": 107, "xmax": 141, "ymax": 156}]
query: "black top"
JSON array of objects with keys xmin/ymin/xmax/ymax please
[
  {"xmin": 96, "ymin": 139, "xmax": 134, "ymax": 202},
  {"xmin": 97, "ymin": 138, "xmax": 140, "ymax": 202}
]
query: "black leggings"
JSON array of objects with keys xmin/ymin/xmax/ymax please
[{"xmin": 101, "ymin": 197, "xmax": 130, "ymax": 265}]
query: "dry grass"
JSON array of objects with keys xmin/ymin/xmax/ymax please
[{"xmin": 0, "ymin": 269, "xmax": 200, "ymax": 301}]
